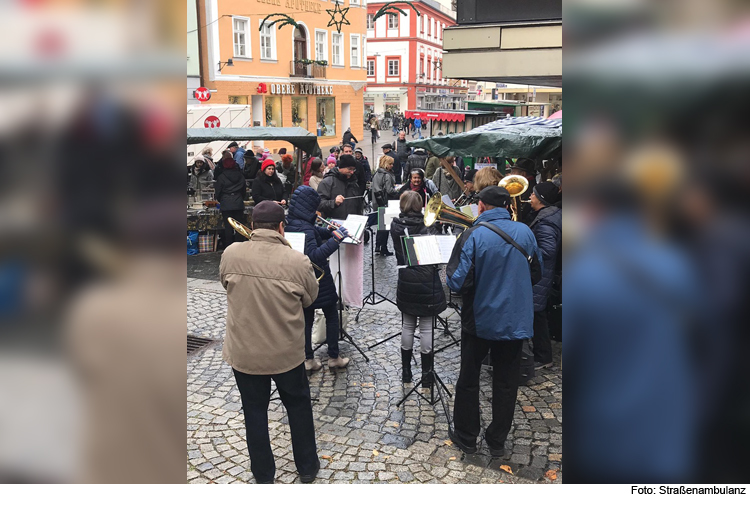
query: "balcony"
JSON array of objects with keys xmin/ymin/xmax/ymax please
[{"xmin": 290, "ymin": 60, "xmax": 327, "ymax": 79}]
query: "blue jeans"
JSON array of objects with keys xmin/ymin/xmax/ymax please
[{"xmin": 303, "ymin": 301, "xmax": 340, "ymax": 359}]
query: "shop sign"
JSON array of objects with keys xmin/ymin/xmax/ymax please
[
  {"xmin": 438, "ymin": 89, "xmax": 448, "ymax": 95},
  {"xmin": 269, "ymin": 83, "xmax": 333, "ymax": 95},
  {"xmin": 417, "ymin": 87, "xmax": 427, "ymax": 94},
  {"xmin": 194, "ymin": 87, "xmax": 211, "ymax": 102},
  {"xmin": 204, "ymin": 115, "xmax": 220, "ymax": 128},
  {"xmin": 258, "ymin": 0, "xmax": 322, "ymax": 14}
]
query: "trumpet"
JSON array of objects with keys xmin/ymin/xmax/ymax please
[
  {"xmin": 227, "ymin": 217, "xmax": 325, "ymax": 281},
  {"xmin": 454, "ymin": 190, "xmax": 477, "ymax": 207},
  {"xmin": 498, "ymin": 175, "xmax": 529, "ymax": 222},
  {"xmin": 316, "ymin": 215, "xmax": 361, "ymax": 244}
]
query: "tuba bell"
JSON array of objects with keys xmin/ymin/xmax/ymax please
[
  {"xmin": 424, "ymin": 194, "xmax": 475, "ymax": 229},
  {"xmin": 498, "ymin": 174, "xmax": 529, "ymax": 221},
  {"xmin": 227, "ymin": 217, "xmax": 325, "ymax": 282}
]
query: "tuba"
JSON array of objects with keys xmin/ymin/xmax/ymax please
[
  {"xmin": 498, "ymin": 174, "xmax": 529, "ymax": 221},
  {"xmin": 424, "ymin": 194, "xmax": 475, "ymax": 229},
  {"xmin": 227, "ymin": 217, "xmax": 325, "ymax": 282}
]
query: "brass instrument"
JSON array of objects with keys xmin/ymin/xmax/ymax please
[
  {"xmin": 424, "ymin": 194, "xmax": 475, "ymax": 229},
  {"xmin": 316, "ymin": 215, "xmax": 361, "ymax": 244},
  {"xmin": 498, "ymin": 175, "xmax": 529, "ymax": 221},
  {"xmin": 454, "ymin": 190, "xmax": 477, "ymax": 207},
  {"xmin": 227, "ymin": 217, "xmax": 325, "ymax": 282}
]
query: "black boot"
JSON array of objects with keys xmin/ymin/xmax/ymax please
[
  {"xmin": 401, "ymin": 349, "xmax": 413, "ymax": 383},
  {"xmin": 420, "ymin": 352, "xmax": 434, "ymax": 389}
]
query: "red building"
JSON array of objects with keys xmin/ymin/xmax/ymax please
[{"xmin": 364, "ymin": 0, "xmax": 468, "ymax": 118}]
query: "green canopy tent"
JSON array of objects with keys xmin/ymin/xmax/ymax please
[
  {"xmin": 187, "ymin": 127, "xmax": 321, "ymax": 187},
  {"xmin": 406, "ymin": 116, "xmax": 562, "ymax": 162}
]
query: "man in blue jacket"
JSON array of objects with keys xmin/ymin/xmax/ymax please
[{"xmin": 446, "ymin": 186, "xmax": 542, "ymax": 457}]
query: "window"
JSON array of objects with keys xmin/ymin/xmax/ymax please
[
  {"xmin": 427, "ymin": 17, "xmax": 431, "ymax": 37},
  {"xmin": 259, "ymin": 21, "xmax": 276, "ymax": 60},
  {"xmin": 233, "ymin": 18, "xmax": 249, "ymax": 57},
  {"xmin": 419, "ymin": 15, "xmax": 423, "ymax": 34},
  {"xmin": 366, "ymin": 59, "xmax": 375, "ymax": 77},
  {"xmin": 332, "ymin": 33, "xmax": 343, "ymax": 66},
  {"xmin": 388, "ymin": 14, "xmax": 398, "ymax": 29},
  {"xmin": 315, "ymin": 30, "xmax": 327, "ymax": 62},
  {"xmin": 366, "ymin": 14, "xmax": 374, "ymax": 29},
  {"xmin": 387, "ymin": 59, "xmax": 399, "ymax": 76},
  {"xmin": 427, "ymin": 59, "xmax": 431, "ymax": 80},
  {"xmin": 350, "ymin": 0, "xmax": 360, "ymax": 4},
  {"xmin": 317, "ymin": 97, "xmax": 335, "ymax": 137},
  {"xmin": 350, "ymin": 35, "xmax": 360, "ymax": 67},
  {"xmin": 228, "ymin": 95, "xmax": 248, "ymax": 105},
  {"xmin": 265, "ymin": 96, "xmax": 282, "ymax": 127},
  {"xmin": 291, "ymin": 97, "xmax": 308, "ymax": 129},
  {"xmin": 420, "ymin": 56, "xmax": 424, "ymax": 79}
]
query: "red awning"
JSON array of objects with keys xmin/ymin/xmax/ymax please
[{"xmin": 405, "ymin": 110, "xmax": 465, "ymax": 122}]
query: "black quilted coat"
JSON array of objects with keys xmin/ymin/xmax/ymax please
[{"xmin": 390, "ymin": 212, "xmax": 447, "ymax": 317}]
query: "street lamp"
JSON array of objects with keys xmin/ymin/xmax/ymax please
[{"xmin": 218, "ymin": 58, "xmax": 234, "ymax": 72}]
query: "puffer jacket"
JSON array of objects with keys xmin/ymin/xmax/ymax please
[
  {"xmin": 403, "ymin": 149, "xmax": 428, "ymax": 182},
  {"xmin": 251, "ymin": 171, "xmax": 286, "ymax": 205},
  {"xmin": 390, "ymin": 212, "xmax": 446, "ymax": 317},
  {"xmin": 317, "ymin": 168, "xmax": 362, "ymax": 220},
  {"xmin": 529, "ymin": 205, "xmax": 562, "ymax": 311},
  {"xmin": 371, "ymin": 167, "xmax": 399, "ymax": 208},
  {"xmin": 286, "ymin": 186, "xmax": 340, "ymax": 309},
  {"xmin": 214, "ymin": 159, "xmax": 246, "ymax": 210},
  {"xmin": 447, "ymin": 207, "xmax": 542, "ymax": 341}
]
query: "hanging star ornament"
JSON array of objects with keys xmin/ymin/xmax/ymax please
[{"xmin": 326, "ymin": 2, "xmax": 350, "ymax": 33}]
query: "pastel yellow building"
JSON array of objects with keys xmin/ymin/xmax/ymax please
[{"xmin": 197, "ymin": 0, "xmax": 368, "ymax": 150}]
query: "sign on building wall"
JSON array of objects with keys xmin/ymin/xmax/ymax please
[{"xmin": 268, "ymin": 83, "xmax": 333, "ymax": 95}]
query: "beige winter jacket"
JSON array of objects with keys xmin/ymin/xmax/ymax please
[{"xmin": 220, "ymin": 229, "xmax": 319, "ymax": 375}]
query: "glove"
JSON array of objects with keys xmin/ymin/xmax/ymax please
[{"xmin": 332, "ymin": 227, "xmax": 350, "ymax": 243}]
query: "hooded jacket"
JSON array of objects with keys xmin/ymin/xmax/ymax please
[
  {"xmin": 529, "ymin": 205, "xmax": 562, "ymax": 311},
  {"xmin": 220, "ymin": 229, "xmax": 319, "ymax": 375},
  {"xmin": 285, "ymin": 186, "xmax": 340, "ymax": 309},
  {"xmin": 446, "ymin": 207, "xmax": 542, "ymax": 341},
  {"xmin": 403, "ymin": 149, "xmax": 428, "ymax": 182},
  {"xmin": 390, "ymin": 212, "xmax": 446, "ymax": 317},
  {"xmin": 371, "ymin": 167, "xmax": 399, "ymax": 208},
  {"xmin": 251, "ymin": 170, "xmax": 287, "ymax": 205},
  {"xmin": 214, "ymin": 158, "xmax": 246, "ymax": 210},
  {"xmin": 189, "ymin": 156, "xmax": 214, "ymax": 194},
  {"xmin": 316, "ymin": 168, "xmax": 362, "ymax": 220}
]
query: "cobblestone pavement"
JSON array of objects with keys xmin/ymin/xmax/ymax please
[{"xmin": 187, "ymin": 241, "xmax": 562, "ymax": 484}]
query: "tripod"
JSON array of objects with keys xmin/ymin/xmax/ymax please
[
  {"xmin": 356, "ymin": 225, "xmax": 396, "ymax": 323},
  {"xmin": 396, "ymin": 266, "xmax": 451, "ymax": 424},
  {"xmin": 315, "ymin": 247, "xmax": 370, "ymax": 362}
]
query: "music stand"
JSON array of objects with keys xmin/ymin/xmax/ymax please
[
  {"xmin": 314, "ymin": 246, "xmax": 370, "ymax": 362},
  {"xmin": 356, "ymin": 215, "xmax": 396, "ymax": 323},
  {"xmin": 396, "ymin": 265, "xmax": 451, "ymax": 424}
]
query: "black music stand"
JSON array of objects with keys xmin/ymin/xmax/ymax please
[
  {"xmin": 314, "ymin": 244, "xmax": 370, "ymax": 362},
  {"xmin": 356, "ymin": 218, "xmax": 396, "ymax": 323},
  {"xmin": 396, "ymin": 265, "xmax": 451, "ymax": 424}
]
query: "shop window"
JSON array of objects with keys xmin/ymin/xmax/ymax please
[
  {"xmin": 316, "ymin": 97, "xmax": 335, "ymax": 137},
  {"xmin": 228, "ymin": 95, "xmax": 248, "ymax": 105},
  {"xmin": 265, "ymin": 96, "xmax": 283, "ymax": 127},
  {"xmin": 291, "ymin": 97, "xmax": 308, "ymax": 129}
]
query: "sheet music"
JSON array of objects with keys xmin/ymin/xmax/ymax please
[
  {"xmin": 285, "ymin": 232, "xmax": 307, "ymax": 254},
  {"xmin": 460, "ymin": 204, "xmax": 479, "ymax": 218},
  {"xmin": 412, "ymin": 236, "xmax": 442, "ymax": 265},
  {"xmin": 435, "ymin": 235, "xmax": 457, "ymax": 263},
  {"xmin": 442, "ymin": 195, "xmax": 456, "ymax": 208},
  {"xmin": 341, "ymin": 214, "xmax": 368, "ymax": 244}
]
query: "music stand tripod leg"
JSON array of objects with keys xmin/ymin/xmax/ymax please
[{"xmin": 336, "ymin": 248, "xmax": 370, "ymax": 362}]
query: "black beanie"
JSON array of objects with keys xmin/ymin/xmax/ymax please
[
  {"xmin": 338, "ymin": 154, "xmax": 357, "ymax": 170},
  {"xmin": 533, "ymin": 181, "xmax": 560, "ymax": 206}
]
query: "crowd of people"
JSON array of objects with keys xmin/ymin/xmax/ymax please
[{"xmin": 209, "ymin": 130, "xmax": 562, "ymax": 484}]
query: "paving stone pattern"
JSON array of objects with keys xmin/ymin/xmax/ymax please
[{"xmin": 187, "ymin": 243, "xmax": 562, "ymax": 484}]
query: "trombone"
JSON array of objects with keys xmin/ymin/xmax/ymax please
[{"xmin": 227, "ymin": 217, "xmax": 325, "ymax": 282}]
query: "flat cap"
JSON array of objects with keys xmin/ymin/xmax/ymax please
[{"xmin": 477, "ymin": 186, "xmax": 510, "ymax": 208}]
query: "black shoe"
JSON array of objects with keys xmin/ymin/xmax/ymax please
[
  {"xmin": 420, "ymin": 352, "xmax": 434, "ymax": 389},
  {"xmin": 299, "ymin": 459, "xmax": 320, "ymax": 483},
  {"xmin": 256, "ymin": 479, "xmax": 274, "ymax": 484},
  {"xmin": 401, "ymin": 348, "xmax": 413, "ymax": 383},
  {"xmin": 448, "ymin": 426, "xmax": 477, "ymax": 455},
  {"xmin": 484, "ymin": 437, "xmax": 506, "ymax": 458}
]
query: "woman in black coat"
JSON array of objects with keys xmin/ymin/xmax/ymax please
[
  {"xmin": 251, "ymin": 159, "xmax": 288, "ymax": 205},
  {"xmin": 285, "ymin": 185, "xmax": 351, "ymax": 371},
  {"xmin": 214, "ymin": 155, "xmax": 247, "ymax": 247},
  {"xmin": 390, "ymin": 190, "xmax": 446, "ymax": 386}
]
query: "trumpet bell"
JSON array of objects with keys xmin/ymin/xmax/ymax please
[
  {"xmin": 228, "ymin": 217, "xmax": 253, "ymax": 239},
  {"xmin": 498, "ymin": 175, "xmax": 529, "ymax": 197},
  {"xmin": 424, "ymin": 194, "xmax": 475, "ymax": 229}
]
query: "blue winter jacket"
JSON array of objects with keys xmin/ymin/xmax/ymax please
[
  {"xmin": 530, "ymin": 206, "xmax": 562, "ymax": 311},
  {"xmin": 233, "ymin": 146, "xmax": 246, "ymax": 167},
  {"xmin": 285, "ymin": 186, "xmax": 340, "ymax": 309},
  {"xmin": 446, "ymin": 207, "xmax": 542, "ymax": 341}
]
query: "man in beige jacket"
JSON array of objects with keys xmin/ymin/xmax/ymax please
[{"xmin": 220, "ymin": 201, "xmax": 320, "ymax": 484}]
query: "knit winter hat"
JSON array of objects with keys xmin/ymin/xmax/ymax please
[
  {"xmin": 261, "ymin": 159, "xmax": 276, "ymax": 172},
  {"xmin": 533, "ymin": 181, "xmax": 560, "ymax": 206},
  {"xmin": 327, "ymin": 155, "xmax": 337, "ymax": 165}
]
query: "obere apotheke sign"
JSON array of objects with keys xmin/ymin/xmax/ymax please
[{"xmin": 269, "ymin": 83, "xmax": 333, "ymax": 95}]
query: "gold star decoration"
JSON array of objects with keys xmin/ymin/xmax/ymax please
[{"xmin": 326, "ymin": 2, "xmax": 350, "ymax": 33}]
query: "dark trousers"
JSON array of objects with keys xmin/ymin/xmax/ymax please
[
  {"xmin": 452, "ymin": 331, "xmax": 523, "ymax": 450},
  {"xmin": 233, "ymin": 365, "xmax": 318, "ymax": 483},
  {"xmin": 532, "ymin": 309, "xmax": 553, "ymax": 364},
  {"xmin": 222, "ymin": 210, "xmax": 244, "ymax": 247},
  {"xmin": 376, "ymin": 229, "xmax": 390, "ymax": 252},
  {"xmin": 303, "ymin": 302, "xmax": 340, "ymax": 359}
]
